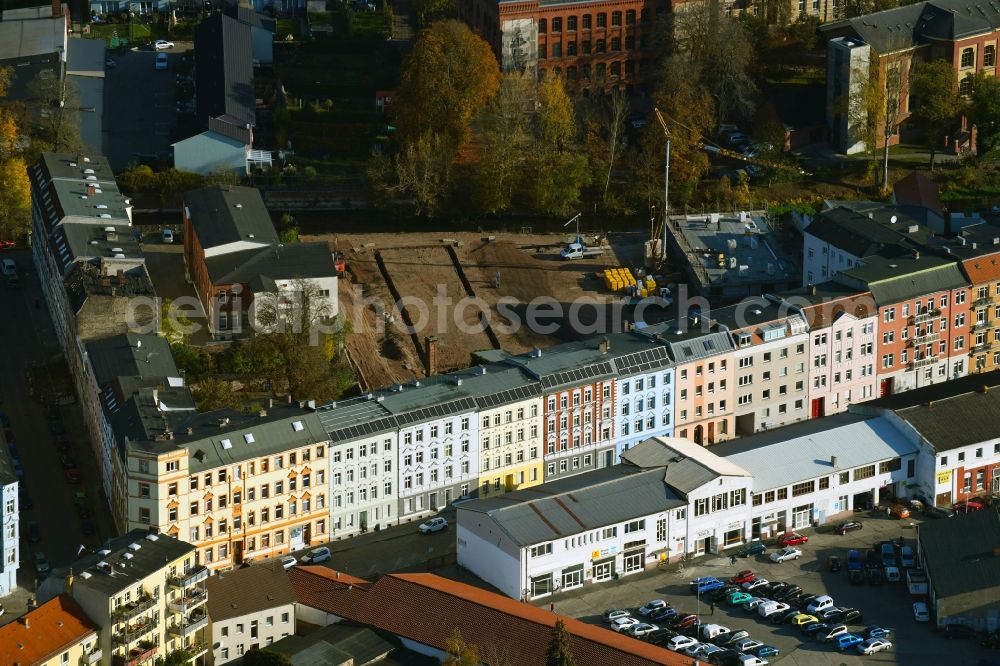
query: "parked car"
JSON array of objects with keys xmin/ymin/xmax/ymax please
[
  {"xmin": 741, "ymin": 597, "xmax": 767, "ymax": 611},
  {"xmin": 628, "ymin": 622, "xmax": 660, "ymax": 638},
  {"xmin": 715, "ymin": 630, "xmax": 750, "ymax": 647},
  {"xmin": 771, "ymin": 608, "xmax": 802, "ymax": 625},
  {"xmin": 709, "ymin": 585, "xmax": 740, "ymax": 602},
  {"xmin": 913, "ymin": 602, "xmax": 931, "ymax": 622},
  {"xmin": 791, "ymin": 614, "xmax": 819, "ymax": 627},
  {"xmin": 772, "ymin": 585, "xmax": 802, "ymax": 601},
  {"xmin": 900, "ymin": 545, "xmax": 916, "ymax": 568},
  {"xmin": 751, "ymin": 645, "xmax": 779, "ymax": 658},
  {"xmin": 691, "ymin": 577, "xmax": 726, "ymax": 594},
  {"xmin": 611, "ymin": 616, "xmax": 640, "ymax": 633},
  {"xmin": 833, "ymin": 634, "xmax": 865, "ymax": 651},
  {"xmin": 727, "ymin": 591, "xmax": 753, "ymax": 606},
  {"xmin": 862, "ymin": 625, "xmax": 891, "ymax": 639},
  {"xmin": 807, "ymin": 595, "xmax": 834, "ymax": 614},
  {"xmin": 734, "ymin": 638, "xmax": 763, "ymax": 653},
  {"xmin": 880, "ymin": 542, "xmax": 898, "ymax": 567},
  {"xmin": 161, "ymin": 228, "xmax": 174, "ymax": 243},
  {"xmin": 953, "ymin": 500, "xmax": 985, "ymax": 512},
  {"xmin": 673, "ymin": 614, "xmax": 700, "ymax": 630},
  {"xmin": 757, "ymin": 601, "xmax": 789, "ymax": 618},
  {"xmin": 682, "ymin": 642, "xmax": 711, "ymax": 658},
  {"xmin": 737, "ymin": 542, "xmax": 767, "ymax": 558},
  {"xmin": 778, "ymin": 532, "xmax": 809, "ymax": 546},
  {"xmin": 707, "ymin": 648, "xmax": 742, "ymax": 666},
  {"xmin": 155, "ymin": 52, "xmax": 168, "ymax": 70},
  {"xmin": 418, "ymin": 517, "xmax": 448, "ymax": 533},
  {"xmin": 604, "ymin": 609, "xmax": 631, "ymax": 623},
  {"xmin": 770, "ymin": 547, "xmax": 802, "ymax": 563},
  {"xmin": 651, "ymin": 606, "xmax": 678, "ymax": 622},
  {"xmin": 742, "ymin": 578, "xmax": 770, "ymax": 592},
  {"xmin": 701, "ymin": 624, "xmax": 732, "ymax": 641},
  {"xmin": 154, "ymin": 39, "xmax": 175, "ymax": 49},
  {"xmin": 942, "ymin": 624, "xmax": 978, "ymax": 640},
  {"xmin": 836, "ymin": 520, "xmax": 864, "ymax": 535},
  {"xmin": 301, "ymin": 546, "xmax": 331, "ymax": 564},
  {"xmin": 34, "ymin": 551, "xmax": 50, "ymax": 575},
  {"xmin": 0, "ymin": 258, "xmax": 15, "ymax": 277},
  {"xmin": 818, "ymin": 624, "xmax": 849, "ymax": 642},
  {"xmin": 801, "ymin": 622, "xmax": 829, "ymax": 636},
  {"xmin": 666, "ymin": 636, "xmax": 698, "ymax": 652},
  {"xmin": 866, "ymin": 567, "xmax": 884, "ymax": 585},
  {"xmin": 639, "ymin": 600, "xmax": 668, "ymax": 616},
  {"xmin": 736, "ymin": 656, "xmax": 769, "ymax": 666},
  {"xmin": 731, "ymin": 570, "xmax": 756, "ymax": 584},
  {"xmin": 858, "ymin": 638, "xmax": 892, "ymax": 655},
  {"xmin": 923, "ymin": 504, "xmax": 956, "ymax": 519}
]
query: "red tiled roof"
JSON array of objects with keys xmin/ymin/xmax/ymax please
[
  {"xmin": 289, "ymin": 569, "xmax": 691, "ymax": 666},
  {"xmin": 963, "ymin": 253, "xmax": 1000, "ymax": 284},
  {"xmin": 0, "ymin": 595, "xmax": 98, "ymax": 665},
  {"xmin": 893, "ymin": 171, "xmax": 943, "ymax": 216}
]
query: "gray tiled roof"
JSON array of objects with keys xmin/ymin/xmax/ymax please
[
  {"xmin": 919, "ymin": 506, "xmax": 1000, "ymax": 600},
  {"xmin": 183, "ymin": 186, "xmax": 277, "ymax": 249},
  {"xmin": 317, "ymin": 396, "xmax": 398, "ymax": 444},
  {"xmin": 806, "ymin": 205, "xmax": 927, "ymax": 259},
  {"xmin": 459, "ymin": 466, "xmax": 684, "ymax": 547},
  {"xmin": 85, "ymin": 333, "xmax": 179, "ymax": 385},
  {"xmin": 891, "ymin": 388, "xmax": 1000, "ymax": 452},
  {"xmin": 660, "ymin": 330, "xmax": 735, "ymax": 364},
  {"xmin": 204, "ymin": 242, "xmax": 334, "ymax": 286},
  {"xmin": 836, "ymin": 254, "xmax": 969, "ymax": 305},
  {"xmin": 832, "ymin": 0, "xmax": 1000, "ymax": 54},
  {"xmin": 194, "ymin": 12, "xmax": 255, "ymax": 126},
  {"xmin": 206, "ymin": 562, "xmax": 296, "ymax": 622}
]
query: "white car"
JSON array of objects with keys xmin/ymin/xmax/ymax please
[
  {"xmin": 666, "ymin": 636, "xmax": 698, "ymax": 652},
  {"xmin": 770, "ymin": 547, "xmax": 802, "ymax": 563},
  {"xmin": 858, "ymin": 638, "xmax": 892, "ymax": 655},
  {"xmin": 610, "ymin": 616, "xmax": 640, "ymax": 633},
  {"xmin": 301, "ymin": 546, "xmax": 331, "ymax": 564},
  {"xmin": 742, "ymin": 578, "xmax": 769, "ymax": 591},
  {"xmin": 1, "ymin": 258, "xmax": 15, "ymax": 277},
  {"xmin": 155, "ymin": 52, "xmax": 168, "ymax": 70},
  {"xmin": 742, "ymin": 597, "xmax": 767, "ymax": 610},
  {"xmin": 161, "ymin": 228, "xmax": 174, "ymax": 243},
  {"xmin": 628, "ymin": 623, "xmax": 659, "ymax": 637},
  {"xmin": 418, "ymin": 517, "xmax": 448, "ymax": 534},
  {"xmin": 700, "ymin": 624, "xmax": 731, "ymax": 640},
  {"xmin": 154, "ymin": 40, "xmax": 174, "ymax": 50},
  {"xmin": 280, "ymin": 555, "xmax": 297, "ymax": 570},
  {"xmin": 807, "ymin": 595, "xmax": 834, "ymax": 614},
  {"xmin": 758, "ymin": 601, "xmax": 790, "ymax": 618},
  {"xmin": 639, "ymin": 599, "xmax": 667, "ymax": 616},
  {"xmin": 604, "ymin": 609, "xmax": 631, "ymax": 623},
  {"xmin": 738, "ymin": 657, "xmax": 769, "ymax": 666},
  {"xmin": 734, "ymin": 638, "xmax": 764, "ymax": 653},
  {"xmin": 913, "ymin": 602, "xmax": 930, "ymax": 622}
]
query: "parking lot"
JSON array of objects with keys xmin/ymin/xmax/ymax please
[
  {"xmin": 0, "ymin": 252, "xmax": 113, "ymax": 622},
  {"xmin": 539, "ymin": 513, "xmax": 997, "ymax": 665},
  {"xmin": 103, "ymin": 43, "xmax": 191, "ymax": 170}
]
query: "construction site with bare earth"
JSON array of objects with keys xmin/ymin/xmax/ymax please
[{"xmin": 306, "ymin": 229, "xmax": 664, "ymax": 391}]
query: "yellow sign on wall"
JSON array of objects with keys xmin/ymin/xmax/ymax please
[{"xmin": 937, "ymin": 470, "xmax": 952, "ymax": 485}]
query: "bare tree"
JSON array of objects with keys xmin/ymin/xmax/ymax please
[{"xmin": 602, "ymin": 89, "xmax": 630, "ymax": 203}]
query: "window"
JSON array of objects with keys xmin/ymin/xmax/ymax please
[
  {"xmin": 986, "ymin": 44, "xmax": 997, "ymax": 67},
  {"xmin": 582, "ymin": 13, "xmax": 591, "ymax": 28},
  {"xmin": 538, "ymin": 18, "xmax": 546, "ymax": 33},
  {"xmin": 792, "ymin": 480, "xmax": 815, "ymax": 497},
  {"xmin": 551, "ymin": 17, "xmax": 562, "ymax": 32},
  {"xmin": 624, "ymin": 518, "xmax": 645, "ymax": 533},
  {"xmin": 567, "ymin": 15, "xmax": 577, "ymax": 30},
  {"xmin": 611, "ymin": 10, "xmax": 621, "ymax": 25},
  {"xmin": 597, "ymin": 12, "xmax": 607, "ymax": 27},
  {"xmin": 961, "ymin": 47, "xmax": 975, "ymax": 68},
  {"xmin": 853, "ymin": 464, "xmax": 876, "ymax": 481}
]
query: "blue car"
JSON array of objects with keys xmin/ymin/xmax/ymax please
[
  {"xmin": 802, "ymin": 622, "xmax": 829, "ymax": 635},
  {"xmin": 753, "ymin": 645, "xmax": 780, "ymax": 658},
  {"xmin": 651, "ymin": 606, "xmax": 678, "ymax": 622},
  {"xmin": 690, "ymin": 577, "xmax": 724, "ymax": 594},
  {"xmin": 862, "ymin": 625, "xmax": 891, "ymax": 639},
  {"xmin": 835, "ymin": 634, "xmax": 865, "ymax": 651}
]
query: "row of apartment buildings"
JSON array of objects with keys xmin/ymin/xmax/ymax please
[
  {"xmin": 28, "ymin": 152, "xmax": 1000, "ymax": 578},
  {"xmin": 457, "ymin": 374, "xmax": 1000, "ymax": 601}
]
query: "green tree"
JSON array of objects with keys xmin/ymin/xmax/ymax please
[
  {"xmin": 910, "ymin": 60, "xmax": 961, "ymax": 170},
  {"xmin": 412, "ymin": 0, "xmax": 455, "ymax": 27},
  {"xmin": 242, "ymin": 650, "xmax": 292, "ymax": 666},
  {"xmin": 536, "ymin": 73, "xmax": 575, "ymax": 152},
  {"xmin": 443, "ymin": 628, "xmax": 478, "ymax": 666},
  {"xmin": 192, "ymin": 377, "xmax": 242, "ymax": 412},
  {"xmin": 392, "ymin": 130, "xmax": 455, "ymax": 217},
  {"xmin": 473, "ymin": 70, "xmax": 535, "ymax": 213},
  {"xmin": 396, "ymin": 20, "xmax": 501, "ymax": 146},
  {"xmin": 969, "ymin": 72, "xmax": 1000, "ymax": 156},
  {"xmin": 26, "ymin": 69, "xmax": 85, "ymax": 153},
  {"xmin": 0, "ymin": 156, "xmax": 31, "ymax": 241},
  {"xmin": 279, "ymin": 213, "xmax": 300, "ymax": 243},
  {"xmin": 545, "ymin": 620, "xmax": 576, "ymax": 666},
  {"xmin": 157, "ymin": 648, "xmax": 193, "ymax": 666}
]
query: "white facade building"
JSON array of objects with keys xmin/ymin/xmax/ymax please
[
  {"xmin": 317, "ymin": 397, "xmax": 400, "ymax": 538},
  {"xmin": 612, "ymin": 343, "xmax": 675, "ymax": 460},
  {"xmin": 0, "ymin": 451, "xmax": 17, "ymax": 595},
  {"xmin": 206, "ymin": 564, "xmax": 297, "ymax": 665},
  {"xmin": 806, "ymin": 308, "xmax": 879, "ymax": 417}
]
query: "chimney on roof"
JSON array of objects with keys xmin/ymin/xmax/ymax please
[
  {"xmin": 830, "ymin": 455, "xmax": 837, "ymax": 467},
  {"xmin": 259, "ymin": 408, "xmax": 267, "ymax": 417},
  {"xmin": 913, "ymin": 251, "xmax": 920, "ymax": 260},
  {"xmin": 598, "ymin": 337, "xmax": 610, "ymax": 353},
  {"xmin": 101, "ymin": 277, "xmax": 111, "ymax": 288},
  {"xmin": 286, "ymin": 393, "xmax": 293, "ymax": 404},
  {"xmin": 424, "ymin": 335, "xmax": 438, "ymax": 377},
  {"xmin": 218, "ymin": 417, "xmax": 230, "ymax": 428},
  {"xmin": 336, "ymin": 571, "xmax": 340, "ymax": 579},
  {"xmin": 268, "ymin": 397, "xmax": 274, "ymax": 408},
  {"xmin": 51, "ymin": 0, "xmax": 60, "ymax": 18},
  {"xmin": 21, "ymin": 615, "xmax": 29, "ymax": 629},
  {"xmin": 186, "ymin": 426, "xmax": 193, "ymax": 436},
  {"xmin": 980, "ymin": 385, "xmax": 990, "ymax": 394},
  {"xmin": 809, "ymin": 283, "xmax": 817, "ymax": 296}
]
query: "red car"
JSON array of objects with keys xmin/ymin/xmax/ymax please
[
  {"xmin": 778, "ymin": 532, "xmax": 809, "ymax": 546},
  {"xmin": 953, "ymin": 500, "xmax": 985, "ymax": 512},
  {"xmin": 731, "ymin": 570, "xmax": 756, "ymax": 584},
  {"xmin": 673, "ymin": 613, "xmax": 699, "ymax": 630},
  {"xmin": 0, "ymin": 240, "xmax": 13, "ymax": 249},
  {"xmin": 65, "ymin": 467, "xmax": 81, "ymax": 483}
]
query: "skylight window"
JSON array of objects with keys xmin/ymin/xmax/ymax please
[
  {"xmin": 292, "ymin": 420, "xmax": 304, "ymax": 432},
  {"xmin": 244, "ymin": 433, "xmax": 255, "ymax": 444},
  {"xmin": 221, "ymin": 438, "xmax": 232, "ymax": 449}
]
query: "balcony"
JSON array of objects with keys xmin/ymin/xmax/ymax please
[
  {"xmin": 112, "ymin": 617, "xmax": 158, "ymax": 646},
  {"xmin": 81, "ymin": 648, "xmax": 103, "ymax": 665},
  {"xmin": 913, "ymin": 332, "xmax": 939, "ymax": 345},
  {"xmin": 186, "ymin": 642, "xmax": 210, "ymax": 659},
  {"xmin": 167, "ymin": 588, "xmax": 207, "ymax": 614},
  {"xmin": 166, "ymin": 565, "xmax": 208, "ymax": 589},
  {"xmin": 970, "ymin": 343, "xmax": 991, "ymax": 355},
  {"xmin": 168, "ymin": 609, "xmax": 208, "ymax": 639},
  {"xmin": 111, "ymin": 594, "xmax": 157, "ymax": 622},
  {"xmin": 973, "ymin": 295, "xmax": 995, "ymax": 308},
  {"xmin": 910, "ymin": 309, "xmax": 941, "ymax": 325},
  {"xmin": 973, "ymin": 319, "xmax": 991, "ymax": 332},
  {"xmin": 114, "ymin": 645, "xmax": 157, "ymax": 666},
  {"xmin": 911, "ymin": 356, "xmax": 938, "ymax": 369}
]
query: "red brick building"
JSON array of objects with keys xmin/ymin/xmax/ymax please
[{"xmin": 460, "ymin": 0, "xmax": 670, "ymax": 91}]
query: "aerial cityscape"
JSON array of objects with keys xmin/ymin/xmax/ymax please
[{"xmin": 0, "ymin": 0, "xmax": 998, "ymax": 664}]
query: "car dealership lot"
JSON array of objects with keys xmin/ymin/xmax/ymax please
[{"xmin": 539, "ymin": 514, "xmax": 995, "ymax": 664}]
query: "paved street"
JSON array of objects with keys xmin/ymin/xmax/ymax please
[
  {"xmin": 103, "ymin": 43, "xmax": 191, "ymax": 170},
  {"xmin": 535, "ymin": 514, "xmax": 996, "ymax": 664},
  {"xmin": 0, "ymin": 251, "xmax": 113, "ymax": 622}
]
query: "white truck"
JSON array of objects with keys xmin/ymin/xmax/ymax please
[
  {"xmin": 907, "ymin": 568, "xmax": 928, "ymax": 598},
  {"xmin": 560, "ymin": 237, "xmax": 605, "ymax": 260}
]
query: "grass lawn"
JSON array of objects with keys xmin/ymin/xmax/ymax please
[{"xmin": 351, "ymin": 10, "xmax": 390, "ymax": 38}]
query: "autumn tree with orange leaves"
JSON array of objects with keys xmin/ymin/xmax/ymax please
[{"xmin": 0, "ymin": 67, "xmax": 30, "ymax": 242}]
